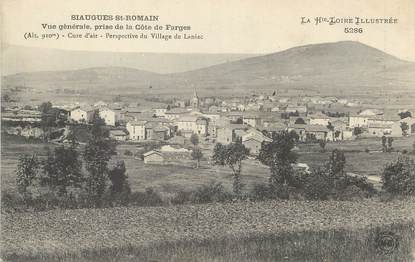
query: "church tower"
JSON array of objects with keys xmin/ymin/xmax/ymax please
[{"xmin": 191, "ymin": 88, "xmax": 200, "ymax": 109}]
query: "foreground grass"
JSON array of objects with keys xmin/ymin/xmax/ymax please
[{"xmin": 2, "ymin": 200, "xmax": 415, "ymax": 261}]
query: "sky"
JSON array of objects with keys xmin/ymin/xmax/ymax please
[{"xmin": 1, "ymin": 0, "xmax": 415, "ymax": 61}]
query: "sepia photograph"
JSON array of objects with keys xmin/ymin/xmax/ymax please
[{"xmin": 1, "ymin": 0, "xmax": 415, "ymax": 261}]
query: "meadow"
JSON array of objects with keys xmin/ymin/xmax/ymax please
[
  {"xmin": 2, "ymin": 134, "xmax": 415, "ymax": 195},
  {"xmin": 1, "ymin": 199, "xmax": 414, "ymax": 261}
]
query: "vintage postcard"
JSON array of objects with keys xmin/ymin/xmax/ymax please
[{"xmin": 1, "ymin": 0, "xmax": 414, "ymax": 261}]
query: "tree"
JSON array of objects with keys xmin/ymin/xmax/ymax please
[
  {"xmin": 327, "ymin": 122, "xmax": 334, "ymax": 131},
  {"xmin": 258, "ymin": 131, "xmax": 298, "ymax": 189},
  {"xmin": 39, "ymin": 102, "xmax": 58, "ymax": 140},
  {"xmin": 191, "ymin": 147, "xmax": 203, "ymax": 169},
  {"xmin": 16, "ymin": 154, "xmax": 40, "ymax": 195},
  {"xmin": 212, "ymin": 142, "xmax": 249, "ymax": 195},
  {"xmin": 318, "ymin": 139, "xmax": 327, "ymax": 152},
  {"xmin": 289, "ymin": 130, "xmax": 300, "ymax": 142},
  {"xmin": 387, "ymin": 137, "xmax": 394, "ymax": 152},
  {"xmin": 294, "ymin": 118, "xmax": 306, "ymax": 125},
  {"xmin": 334, "ymin": 130, "xmax": 341, "ymax": 139},
  {"xmin": 328, "ymin": 149, "xmax": 346, "ymax": 176},
  {"xmin": 41, "ymin": 143, "xmax": 83, "ymax": 197},
  {"xmin": 108, "ymin": 160, "xmax": 130, "ymax": 194},
  {"xmin": 83, "ymin": 115, "xmax": 116, "ymax": 205},
  {"xmin": 398, "ymin": 111, "xmax": 412, "ymax": 119},
  {"xmin": 303, "ymin": 150, "xmax": 374, "ymax": 200},
  {"xmin": 39, "ymin": 101, "xmax": 52, "ymax": 114},
  {"xmin": 235, "ymin": 118, "xmax": 244, "ymax": 124},
  {"xmin": 303, "ymin": 168, "xmax": 332, "ymax": 200},
  {"xmin": 400, "ymin": 122, "xmax": 409, "ymax": 136},
  {"xmin": 382, "ymin": 157, "xmax": 415, "ymax": 195},
  {"xmin": 353, "ymin": 127, "xmax": 363, "ymax": 136},
  {"xmin": 381, "ymin": 136, "xmax": 388, "ymax": 152},
  {"xmin": 190, "ymin": 133, "xmax": 199, "ymax": 147}
]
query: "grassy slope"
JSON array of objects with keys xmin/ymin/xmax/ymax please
[
  {"xmin": 1, "ymin": 200, "xmax": 414, "ymax": 261},
  {"xmin": 2, "ymin": 134, "xmax": 415, "ymax": 194}
]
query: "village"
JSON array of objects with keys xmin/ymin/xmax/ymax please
[{"xmin": 2, "ymin": 89, "xmax": 414, "ymax": 171}]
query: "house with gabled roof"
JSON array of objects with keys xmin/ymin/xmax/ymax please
[
  {"xmin": 99, "ymin": 108, "xmax": 116, "ymax": 126},
  {"xmin": 109, "ymin": 129, "xmax": 128, "ymax": 141},
  {"xmin": 216, "ymin": 124, "xmax": 248, "ymax": 144},
  {"xmin": 174, "ymin": 115, "xmax": 208, "ymax": 136},
  {"xmin": 305, "ymin": 124, "xmax": 331, "ymax": 141},
  {"xmin": 286, "ymin": 105, "xmax": 307, "ymax": 114},
  {"xmin": 309, "ymin": 112, "xmax": 330, "ymax": 126},
  {"xmin": 367, "ymin": 122, "xmax": 393, "ymax": 137},
  {"xmin": 241, "ymin": 131, "xmax": 272, "ymax": 155},
  {"xmin": 165, "ymin": 108, "xmax": 192, "ymax": 120},
  {"xmin": 243, "ymin": 112, "xmax": 262, "ymax": 127},
  {"xmin": 70, "ymin": 106, "xmax": 95, "ymax": 123},
  {"xmin": 143, "ymin": 151, "xmax": 164, "ymax": 164}
]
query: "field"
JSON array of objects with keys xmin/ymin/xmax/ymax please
[
  {"xmin": 1, "ymin": 199, "xmax": 414, "ymax": 261},
  {"xmin": 2, "ymin": 134, "xmax": 415, "ymax": 195}
]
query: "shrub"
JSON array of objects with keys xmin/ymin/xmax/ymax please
[
  {"xmin": 336, "ymin": 185, "xmax": 368, "ymax": 201},
  {"xmin": 382, "ymin": 157, "xmax": 415, "ymax": 195},
  {"xmin": 250, "ymin": 183, "xmax": 302, "ymax": 200},
  {"xmin": 342, "ymin": 175, "xmax": 376, "ymax": 197},
  {"xmin": 250, "ymin": 183, "xmax": 274, "ymax": 201},
  {"xmin": 303, "ymin": 170, "xmax": 332, "ymax": 200},
  {"xmin": 318, "ymin": 140, "xmax": 327, "ymax": 152},
  {"xmin": 191, "ymin": 182, "xmax": 232, "ymax": 204},
  {"xmin": 129, "ymin": 188, "xmax": 163, "ymax": 206},
  {"xmin": 171, "ymin": 190, "xmax": 193, "ymax": 205},
  {"xmin": 1, "ymin": 192, "xmax": 26, "ymax": 213},
  {"xmin": 124, "ymin": 150, "xmax": 133, "ymax": 156},
  {"xmin": 101, "ymin": 190, "xmax": 131, "ymax": 207}
]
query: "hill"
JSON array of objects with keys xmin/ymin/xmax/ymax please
[
  {"xmin": 2, "ymin": 44, "xmax": 255, "ymax": 75},
  {"xmin": 3, "ymin": 41, "xmax": 415, "ymax": 98},
  {"xmin": 172, "ymin": 41, "xmax": 415, "ymax": 95}
]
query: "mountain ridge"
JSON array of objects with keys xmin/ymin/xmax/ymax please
[{"xmin": 3, "ymin": 41, "xmax": 415, "ymax": 97}]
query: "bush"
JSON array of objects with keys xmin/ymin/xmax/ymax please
[
  {"xmin": 171, "ymin": 182, "xmax": 233, "ymax": 205},
  {"xmin": 336, "ymin": 185, "xmax": 368, "ymax": 201},
  {"xmin": 250, "ymin": 183, "xmax": 304, "ymax": 201},
  {"xmin": 129, "ymin": 188, "xmax": 163, "ymax": 206},
  {"xmin": 191, "ymin": 182, "xmax": 232, "ymax": 204},
  {"xmin": 342, "ymin": 175, "xmax": 376, "ymax": 197},
  {"xmin": 303, "ymin": 170, "xmax": 332, "ymax": 200},
  {"xmin": 382, "ymin": 157, "xmax": 415, "ymax": 195},
  {"xmin": 124, "ymin": 150, "xmax": 133, "ymax": 156},
  {"xmin": 301, "ymin": 168, "xmax": 375, "ymax": 201},
  {"xmin": 171, "ymin": 190, "xmax": 193, "ymax": 205},
  {"xmin": 1, "ymin": 192, "xmax": 26, "ymax": 213},
  {"xmin": 101, "ymin": 190, "xmax": 131, "ymax": 207},
  {"xmin": 250, "ymin": 183, "xmax": 274, "ymax": 201}
]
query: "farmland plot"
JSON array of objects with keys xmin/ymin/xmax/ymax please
[{"xmin": 1, "ymin": 199, "xmax": 414, "ymax": 261}]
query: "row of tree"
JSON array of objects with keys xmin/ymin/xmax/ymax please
[
  {"xmin": 212, "ymin": 131, "xmax": 414, "ymax": 200},
  {"xmin": 11, "ymin": 123, "xmax": 415, "ymax": 212},
  {"xmin": 15, "ymin": 116, "xmax": 129, "ymax": 208}
]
